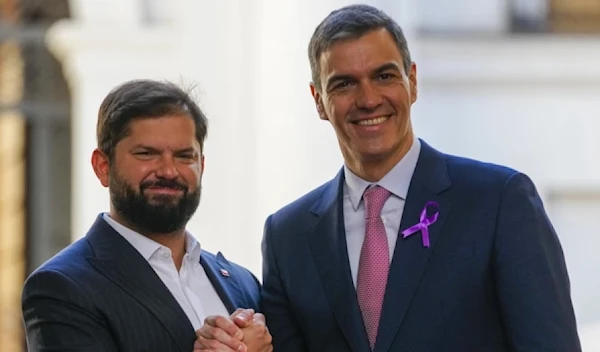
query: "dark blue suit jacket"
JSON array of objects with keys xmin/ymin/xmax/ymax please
[
  {"xmin": 261, "ymin": 140, "xmax": 580, "ymax": 352},
  {"xmin": 22, "ymin": 215, "xmax": 260, "ymax": 352}
]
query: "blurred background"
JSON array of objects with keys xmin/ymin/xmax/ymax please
[{"xmin": 1, "ymin": 0, "xmax": 599, "ymax": 350}]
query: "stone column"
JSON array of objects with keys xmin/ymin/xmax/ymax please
[{"xmin": 0, "ymin": 1, "xmax": 26, "ymax": 348}]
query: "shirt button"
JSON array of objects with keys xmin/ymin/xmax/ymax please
[{"xmin": 162, "ymin": 251, "xmax": 170, "ymax": 258}]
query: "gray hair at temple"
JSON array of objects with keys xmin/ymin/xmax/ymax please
[{"xmin": 308, "ymin": 4, "xmax": 413, "ymax": 91}]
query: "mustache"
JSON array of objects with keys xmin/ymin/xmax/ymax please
[{"xmin": 140, "ymin": 179, "xmax": 187, "ymax": 192}]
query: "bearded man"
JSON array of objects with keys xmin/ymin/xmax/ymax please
[{"xmin": 21, "ymin": 79, "xmax": 271, "ymax": 352}]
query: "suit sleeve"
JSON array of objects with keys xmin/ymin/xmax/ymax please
[
  {"xmin": 261, "ymin": 215, "xmax": 308, "ymax": 352},
  {"xmin": 22, "ymin": 269, "xmax": 118, "ymax": 352},
  {"xmin": 494, "ymin": 172, "xmax": 581, "ymax": 351},
  {"xmin": 239, "ymin": 267, "xmax": 263, "ymax": 312}
]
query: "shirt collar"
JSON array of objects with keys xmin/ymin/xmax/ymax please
[
  {"xmin": 344, "ymin": 137, "xmax": 421, "ymax": 210},
  {"xmin": 102, "ymin": 213, "xmax": 201, "ymax": 262}
]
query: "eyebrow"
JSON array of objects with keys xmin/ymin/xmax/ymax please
[
  {"xmin": 372, "ymin": 62, "xmax": 402, "ymax": 75},
  {"xmin": 130, "ymin": 145, "xmax": 197, "ymax": 154},
  {"xmin": 173, "ymin": 148, "xmax": 197, "ymax": 155},
  {"xmin": 325, "ymin": 62, "xmax": 403, "ymax": 91},
  {"xmin": 130, "ymin": 145, "xmax": 158, "ymax": 152}
]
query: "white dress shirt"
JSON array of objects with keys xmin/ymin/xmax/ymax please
[
  {"xmin": 343, "ymin": 137, "xmax": 421, "ymax": 287},
  {"xmin": 102, "ymin": 213, "xmax": 228, "ymax": 330}
]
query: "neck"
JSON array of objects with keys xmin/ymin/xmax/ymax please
[
  {"xmin": 345, "ymin": 135, "xmax": 414, "ymax": 182},
  {"xmin": 109, "ymin": 210, "xmax": 187, "ymax": 270}
]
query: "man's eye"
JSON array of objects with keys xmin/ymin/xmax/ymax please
[{"xmin": 335, "ymin": 81, "xmax": 353, "ymax": 90}]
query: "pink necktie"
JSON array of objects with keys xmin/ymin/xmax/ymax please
[{"xmin": 357, "ymin": 185, "xmax": 391, "ymax": 349}]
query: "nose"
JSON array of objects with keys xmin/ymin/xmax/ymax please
[
  {"xmin": 155, "ymin": 156, "xmax": 179, "ymax": 179},
  {"xmin": 355, "ymin": 82, "xmax": 383, "ymax": 111}
]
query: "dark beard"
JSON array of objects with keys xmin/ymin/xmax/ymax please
[{"xmin": 109, "ymin": 170, "xmax": 200, "ymax": 235}]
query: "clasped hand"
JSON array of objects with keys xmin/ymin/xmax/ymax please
[{"xmin": 194, "ymin": 308, "xmax": 273, "ymax": 352}]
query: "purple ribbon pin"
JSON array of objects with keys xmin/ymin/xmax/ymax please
[{"xmin": 401, "ymin": 201, "xmax": 440, "ymax": 248}]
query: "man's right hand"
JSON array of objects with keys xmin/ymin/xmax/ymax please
[
  {"xmin": 194, "ymin": 308, "xmax": 272, "ymax": 352},
  {"xmin": 238, "ymin": 313, "xmax": 272, "ymax": 352}
]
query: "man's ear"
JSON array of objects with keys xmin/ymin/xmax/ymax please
[
  {"xmin": 200, "ymin": 154, "xmax": 205, "ymax": 177},
  {"xmin": 91, "ymin": 148, "xmax": 110, "ymax": 187},
  {"xmin": 310, "ymin": 83, "xmax": 328, "ymax": 121},
  {"xmin": 408, "ymin": 62, "xmax": 418, "ymax": 104}
]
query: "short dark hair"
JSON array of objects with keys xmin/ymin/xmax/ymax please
[
  {"xmin": 96, "ymin": 79, "xmax": 208, "ymax": 160},
  {"xmin": 308, "ymin": 4, "xmax": 412, "ymax": 91}
]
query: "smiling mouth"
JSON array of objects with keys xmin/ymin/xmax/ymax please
[{"xmin": 353, "ymin": 116, "xmax": 390, "ymax": 126}]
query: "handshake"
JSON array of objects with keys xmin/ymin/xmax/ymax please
[{"xmin": 194, "ymin": 309, "xmax": 273, "ymax": 352}]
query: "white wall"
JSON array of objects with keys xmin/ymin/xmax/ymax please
[{"xmin": 417, "ymin": 0, "xmax": 508, "ymax": 33}]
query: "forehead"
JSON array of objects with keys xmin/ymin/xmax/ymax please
[
  {"xmin": 319, "ymin": 28, "xmax": 403, "ymax": 76},
  {"xmin": 122, "ymin": 114, "xmax": 199, "ymax": 147}
]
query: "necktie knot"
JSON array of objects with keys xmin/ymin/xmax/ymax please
[{"xmin": 363, "ymin": 185, "xmax": 391, "ymax": 219}]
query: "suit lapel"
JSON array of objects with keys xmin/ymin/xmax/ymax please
[
  {"xmin": 200, "ymin": 252, "xmax": 243, "ymax": 313},
  {"xmin": 308, "ymin": 170, "xmax": 371, "ymax": 352},
  {"xmin": 85, "ymin": 216, "xmax": 195, "ymax": 352},
  {"xmin": 375, "ymin": 140, "xmax": 453, "ymax": 352}
]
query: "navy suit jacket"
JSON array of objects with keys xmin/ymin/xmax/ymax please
[
  {"xmin": 22, "ymin": 215, "xmax": 260, "ymax": 352},
  {"xmin": 261, "ymin": 140, "xmax": 580, "ymax": 352}
]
